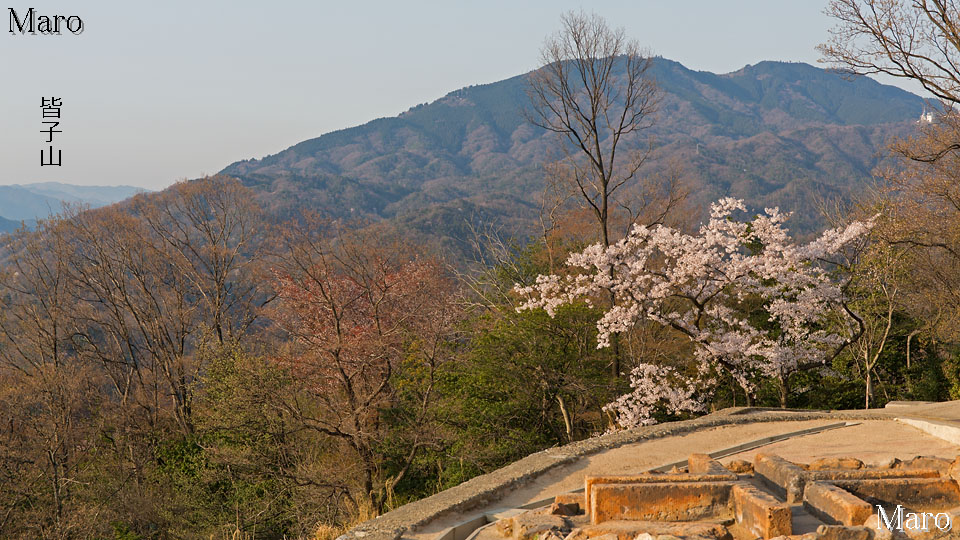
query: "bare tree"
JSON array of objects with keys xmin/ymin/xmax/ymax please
[
  {"xmin": 820, "ymin": 0, "xmax": 960, "ymax": 108},
  {"xmin": 819, "ymin": 0, "xmax": 960, "ymax": 162},
  {"xmin": 133, "ymin": 175, "xmax": 266, "ymax": 345},
  {"xmin": 63, "ymin": 176, "xmax": 267, "ymax": 435},
  {"xmin": 0, "ymin": 220, "xmax": 104, "ymax": 538},
  {"xmin": 845, "ymin": 242, "xmax": 908, "ymax": 408},
  {"xmin": 64, "ymin": 204, "xmax": 198, "ymax": 434},
  {"xmin": 529, "ymin": 12, "xmax": 684, "ymax": 378},
  {"xmin": 869, "ymin": 119, "xmax": 960, "ymax": 340},
  {"xmin": 528, "ymin": 11, "xmax": 665, "ymax": 249},
  {"xmin": 821, "ymin": 1, "xmax": 960, "ymax": 350}
]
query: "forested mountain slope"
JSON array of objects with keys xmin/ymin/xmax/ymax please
[{"xmin": 222, "ymin": 59, "xmax": 925, "ymax": 245}]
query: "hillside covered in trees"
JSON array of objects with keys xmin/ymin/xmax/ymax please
[{"xmin": 223, "ymin": 58, "xmax": 924, "ymax": 245}]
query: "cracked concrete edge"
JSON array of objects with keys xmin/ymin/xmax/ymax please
[{"xmin": 340, "ymin": 408, "xmax": 896, "ymax": 540}]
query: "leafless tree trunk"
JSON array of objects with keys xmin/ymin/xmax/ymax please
[
  {"xmin": 528, "ymin": 11, "xmax": 659, "ymax": 249},
  {"xmin": 852, "ymin": 276, "xmax": 897, "ymax": 409},
  {"xmin": 906, "ymin": 329, "xmax": 920, "ymax": 369},
  {"xmin": 556, "ymin": 394, "xmax": 573, "ymax": 442},
  {"xmin": 529, "ymin": 12, "xmax": 688, "ymax": 377}
]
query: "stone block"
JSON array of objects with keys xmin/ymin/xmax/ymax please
[
  {"xmin": 832, "ymin": 478, "xmax": 960, "ymax": 510},
  {"xmin": 878, "ymin": 458, "xmax": 902, "ymax": 470},
  {"xmin": 731, "ymin": 482, "xmax": 792, "ymax": 538},
  {"xmin": 861, "ymin": 515, "xmax": 894, "ymax": 540},
  {"xmin": 498, "ymin": 511, "xmax": 571, "ymax": 540},
  {"xmin": 947, "ymin": 457, "xmax": 960, "ymax": 484},
  {"xmin": 688, "ymin": 454, "xmax": 732, "ymax": 476},
  {"xmin": 496, "ymin": 516, "xmax": 514, "ymax": 537},
  {"xmin": 726, "ymin": 460, "xmax": 753, "ymax": 474},
  {"xmin": 808, "ymin": 458, "xmax": 864, "ymax": 471},
  {"xmin": 804, "ymin": 482, "xmax": 873, "ymax": 526},
  {"xmin": 756, "ymin": 453, "xmax": 808, "ymax": 504},
  {"xmin": 563, "ymin": 520, "xmax": 731, "ymax": 540},
  {"xmin": 584, "ymin": 473, "xmax": 736, "ymax": 513},
  {"xmin": 589, "ymin": 482, "xmax": 733, "ymax": 524},
  {"xmin": 806, "ymin": 469, "xmax": 940, "ymax": 482},
  {"xmin": 814, "ymin": 524, "xmax": 871, "ymax": 540},
  {"xmin": 554, "ymin": 492, "xmax": 585, "ymax": 510},
  {"xmin": 899, "ymin": 456, "xmax": 952, "ymax": 473},
  {"xmin": 550, "ymin": 501, "xmax": 581, "ymax": 516}
]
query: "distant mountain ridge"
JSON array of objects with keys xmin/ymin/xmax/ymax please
[
  {"xmin": 216, "ymin": 58, "xmax": 922, "ymax": 245},
  {"xmin": 0, "ymin": 182, "xmax": 146, "ymax": 232}
]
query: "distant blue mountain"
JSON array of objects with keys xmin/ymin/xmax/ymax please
[
  {"xmin": 0, "ymin": 215, "xmax": 26, "ymax": 234},
  {"xmin": 0, "ymin": 182, "xmax": 147, "ymax": 232},
  {"xmin": 19, "ymin": 182, "xmax": 145, "ymax": 207}
]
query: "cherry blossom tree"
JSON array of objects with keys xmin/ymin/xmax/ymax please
[
  {"xmin": 270, "ymin": 222, "xmax": 461, "ymax": 514},
  {"xmin": 517, "ymin": 198, "xmax": 873, "ymax": 426},
  {"xmin": 602, "ymin": 363, "xmax": 708, "ymax": 428}
]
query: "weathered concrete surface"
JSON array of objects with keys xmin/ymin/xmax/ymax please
[
  {"xmin": 900, "ymin": 418, "xmax": 960, "ymax": 446},
  {"xmin": 341, "ymin": 405, "xmax": 960, "ymax": 540},
  {"xmin": 803, "ymin": 482, "xmax": 873, "ymax": 526},
  {"xmin": 732, "ymin": 482, "xmax": 792, "ymax": 538},
  {"xmin": 589, "ymin": 481, "xmax": 733, "ymax": 524},
  {"xmin": 719, "ymin": 419, "xmax": 960, "ymax": 468}
]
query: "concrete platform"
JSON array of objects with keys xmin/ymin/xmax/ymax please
[{"xmin": 341, "ymin": 403, "xmax": 960, "ymax": 540}]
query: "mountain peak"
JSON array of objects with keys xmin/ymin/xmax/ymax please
[{"xmin": 220, "ymin": 58, "xmax": 922, "ymax": 245}]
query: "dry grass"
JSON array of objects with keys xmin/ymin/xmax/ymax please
[{"xmin": 312, "ymin": 501, "xmax": 377, "ymax": 540}]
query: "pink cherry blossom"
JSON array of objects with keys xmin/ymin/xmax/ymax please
[{"xmin": 517, "ymin": 198, "xmax": 873, "ymax": 428}]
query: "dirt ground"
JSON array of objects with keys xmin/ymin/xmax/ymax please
[{"xmin": 412, "ymin": 418, "xmax": 960, "ymax": 539}]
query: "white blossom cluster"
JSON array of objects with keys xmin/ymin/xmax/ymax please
[
  {"xmin": 516, "ymin": 198, "xmax": 873, "ymax": 427},
  {"xmin": 602, "ymin": 363, "xmax": 707, "ymax": 428}
]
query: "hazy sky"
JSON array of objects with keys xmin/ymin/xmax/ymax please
[{"xmin": 1, "ymin": 1, "xmax": 914, "ymax": 189}]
